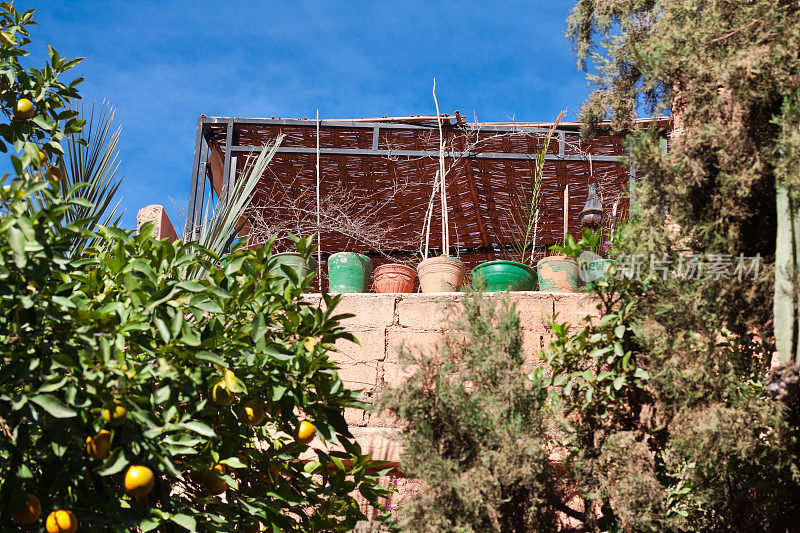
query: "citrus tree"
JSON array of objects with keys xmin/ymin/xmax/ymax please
[
  {"xmin": 1, "ymin": 183, "xmax": 388, "ymax": 530},
  {"xmin": 0, "ymin": 4, "xmax": 389, "ymax": 531}
]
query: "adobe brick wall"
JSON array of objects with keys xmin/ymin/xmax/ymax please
[
  {"xmin": 301, "ymin": 291, "xmax": 597, "ymax": 463},
  {"xmin": 301, "ymin": 291, "xmax": 598, "ymax": 521}
]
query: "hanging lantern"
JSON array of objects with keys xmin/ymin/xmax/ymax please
[{"xmin": 580, "ymin": 183, "xmax": 604, "ymax": 230}]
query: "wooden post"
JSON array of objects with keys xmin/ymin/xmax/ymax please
[
  {"xmin": 564, "ymin": 184, "xmax": 569, "ymax": 243},
  {"xmin": 316, "ymin": 109, "xmax": 322, "ymax": 291}
]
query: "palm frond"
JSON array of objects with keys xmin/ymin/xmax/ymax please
[
  {"xmin": 61, "ymin": 101, "xmax": 124, "ymax": 228},
  {"xmin": 183, "ymin": 135, "xmax": 284, "ymax": 278},
  {"xmin": 23, "ymin": 101, "xmax": 124, "ymax": 256}
]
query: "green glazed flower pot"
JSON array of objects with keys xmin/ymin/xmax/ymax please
[
  {"xmin": 582, "ymin": 258, "xmax": 615, "ymax": 289},
  {"xmin": 536, "ymin": 255, "xmax": 580, "ymax": 292},
  {"xmin": 328, "ymin": 252, "xmax": 373, "ymax": 293},
  {"xmin": 270, "ymin": 252, "xmax": 317, "ymax": 281},
  {"xmin": 471, "ymin": 260, "xmax": 537, "ymax": 292}
]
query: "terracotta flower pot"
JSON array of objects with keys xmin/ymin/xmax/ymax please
[
  {"xmin": 416, "ymin": 256, "xmax": 466, "ymax": 293},
  {"xmin": 373, "ymin": 263, "xmax": 416, "ymax": 293},
  {"xmin": 536, "ymin": 255, "xmax": 580, "ymax": 292}
]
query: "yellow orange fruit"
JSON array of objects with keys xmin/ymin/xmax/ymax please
[
  {"xmin": 45, "ymin": 509, "xmax": 77, "ymax": 533},
  {"xmin": 212, "ymin": 382, "xmax": 235, "ymax": 406},
  {"xmin": 86, "ymin": 429, "xmax": 111, "ymax": 460},
  {"xmin": 14, "ymin": 98, "xmax": 34, "ymax": 120},
  {"xmin": 236, "ymin": 399, "xmax": 265, "ymax": 426},
  {"xmin": 38, "ymin": 150, "xmax": 47, "ymax": 165},
  {"xmin": 102, "ymin": 402, "xmax": 127, "ymax": 427},
  {"xmin": 12, "ymin": 493, "xmax": 41, "ymax": 525},
  {"xmin": 203, "ymin": 463, "xmax": 228, "ymax": 495},
  {"xmin": 296, "ymin": 420, "xmax": 316, "ymax": 445},
  {"xmin": 45, "ymin": 166, "xmax": 62, "ymax": 183},
  {"xmin": 124, "ymin": 465, "xmax": 155, "ymax": 497}
]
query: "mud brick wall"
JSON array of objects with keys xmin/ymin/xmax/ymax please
[
  {"xmin": 303, "ymin": 292, "xmax": 597, "ymax": 464},
  {"xmin": 303, "ymin": 291, "xmax": 598, "ymax": 519}
]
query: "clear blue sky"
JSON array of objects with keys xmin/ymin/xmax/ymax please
[{"xmin": 31, "ymin": 1, "xmax": 592, "ymax": 230}]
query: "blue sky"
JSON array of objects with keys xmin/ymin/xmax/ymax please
[{"xmin": 31, "ymin": 1, "xmax": 592, "ymax": 230}]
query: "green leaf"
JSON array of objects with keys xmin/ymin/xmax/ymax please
[
  {"xmin": 154, "ymin": 317, "xmax": 171, "ymax": 343},
  {"xmin": 30, "ymin": 394, "xmax": 77, "ymax": 418},
  {"xmin": 250, "ymin": 313, "xmax": 266, "ymax": 343},
  {"xmin": 170, "ymin": 514, "xmax": 196, "ymax": 531},
  {"xmin": 180, "ymin": 421, "xmax": 216, "ymax": 438},
  {"xmin": 37, "ymin": 376, "xmax": 69, "ymax": 393},
  {"xmin": 193, "ymin": 300, "xmax": 223, "ymax": 314},
  {"xmin": 8, "ymin": 226, "xmax": 26, "ymax": 267},
  {"xmin": 98, "ymin": 448, "xmax": 129, "ymax": 476},
  {"xmin": 195, "ymin": 351, "xmax": 225, "ymax": 365},
  {"xmin": 220, "ymin": 456, "xmax": 247, "ymax": 469},
  {"xmin": 51, "ymin": 295, "xmax": 77, "ymax": 309},
  {"xmin": 613, "ymin": 375, "xmax": 626, "ymax": 390},
  {"xmin": 634, "ymin": 368, "xmax": 650, "ymax": 380}
]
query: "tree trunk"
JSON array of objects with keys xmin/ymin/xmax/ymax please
[{"xmin": 774, "ymin": 182, "xmax": 800, "ymax": 363}]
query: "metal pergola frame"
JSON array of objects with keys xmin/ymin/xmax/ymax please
[{"xmin": 184, "ymin": 116, "xmax": 663, "ymax": 240}]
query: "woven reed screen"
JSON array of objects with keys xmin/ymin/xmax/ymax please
[{"xmin": 202, "ymin": 117, "xmax": 668, "ymax": 291}]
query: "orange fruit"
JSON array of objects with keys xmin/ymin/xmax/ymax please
[
  {"xmin": 45, "ymin": 509, "xmax": 77, "ymax": 533},
  {"xmin": 124, "ymin": 465, "xmax": 155, "ymax": 497},
  {"xmin": 296, "ymin": 420, "xmax": 316, "ymax": 445},
  {"xmin": 38, "ymin": 150, "xmax": 47, "ymax": 166},
  {"xmin": 14, "ymin": 98, "xmax": 34, "ymax": 120},
  {"xmin": 102, "ymin": 402, "xmax": 127, "ymax": 427},
  {"xmin": 45, "ymin": 166, "xmax": 62, "ymax": 183},
  {"xmin": 212, "ymin": 381, "xmax": 235, "ymax": 406},
  {"xmin": 13, "ymin": 493, "xmax": 41, "ymax": 525},
  {"xmin": 188, "ymin": 468, "xmax": 204, "ymax": 484},
  {"xmin": 203, "ymin": 463, "xmax": 228, "ymax": 495},
  {"xmin": 236, "ymin": 399, "xmax": 265, "ymax": 426},
  {"xmin": 85, "ymin": 429, "xmax": 112, "ymax": 460}
]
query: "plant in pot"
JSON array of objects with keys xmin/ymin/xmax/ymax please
[
  {"xmin": 536, "ymin": 179, "xmax": 582, "ymax": 292},
  {"xmin": 327, "ymin": 251, "xmax": 373, "ymax": 293},
  {"xmin": 373, "ymin": 260, "xmax": 417, "ymax": 293},
  {"xmin": 538, "ymin": 231, "xmax": 582, "ymax": 292},
  {"xmin": 416, "ymin": 79, "xmax": 467, "ymax": 293},
  {"xmin": 269, "ymin": 234, "xmax": 318, "ymax": 283},
  {"xmin": 472, "ymin": 112, "xmax": 565, "ymax": 292}
]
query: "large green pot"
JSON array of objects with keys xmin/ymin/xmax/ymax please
[
  {"xmin": 270, "ymin": 252, "xmax": 317, "ymax": 281},
  {"xmin": 582, "ymin": 258, "xmax": 615, "ymax": 289},
  {"xmin": 536, "ymin": 255, "xmax": 580, "ymax": 292},
  {"xmin": 471, "ymin": 260, "xmax": 537, "ymax": 292},
  {"xmin": 328, "ymin": 252, "xmax": 373, "ymax": 293}
]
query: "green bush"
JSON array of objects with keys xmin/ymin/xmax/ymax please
[
  {"xmin": 380, "ymin": 250, "xmax": 800, "ymax": 531},
  {"xmin": 378, "ymin": 293, "xmax": 561, "ymax": 532}
]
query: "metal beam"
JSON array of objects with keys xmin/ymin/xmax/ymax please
[
  {"xmin": 191, "ymin": 138, "xmax": 209, "ymax": 239},
  {"xmin": 227, "ymin": 144, "xmax": 621, "ymax": 163},
  {"xmin": 221, "ymin": 119, "xmax": 234, "ymax": 208},
  {"xmin": 185, "ymin": 119, "xmax": 205, "ymax": 240},
  {"xmin": 200, "ymin": 116, "xmax": 562, "ymax": 135}
]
